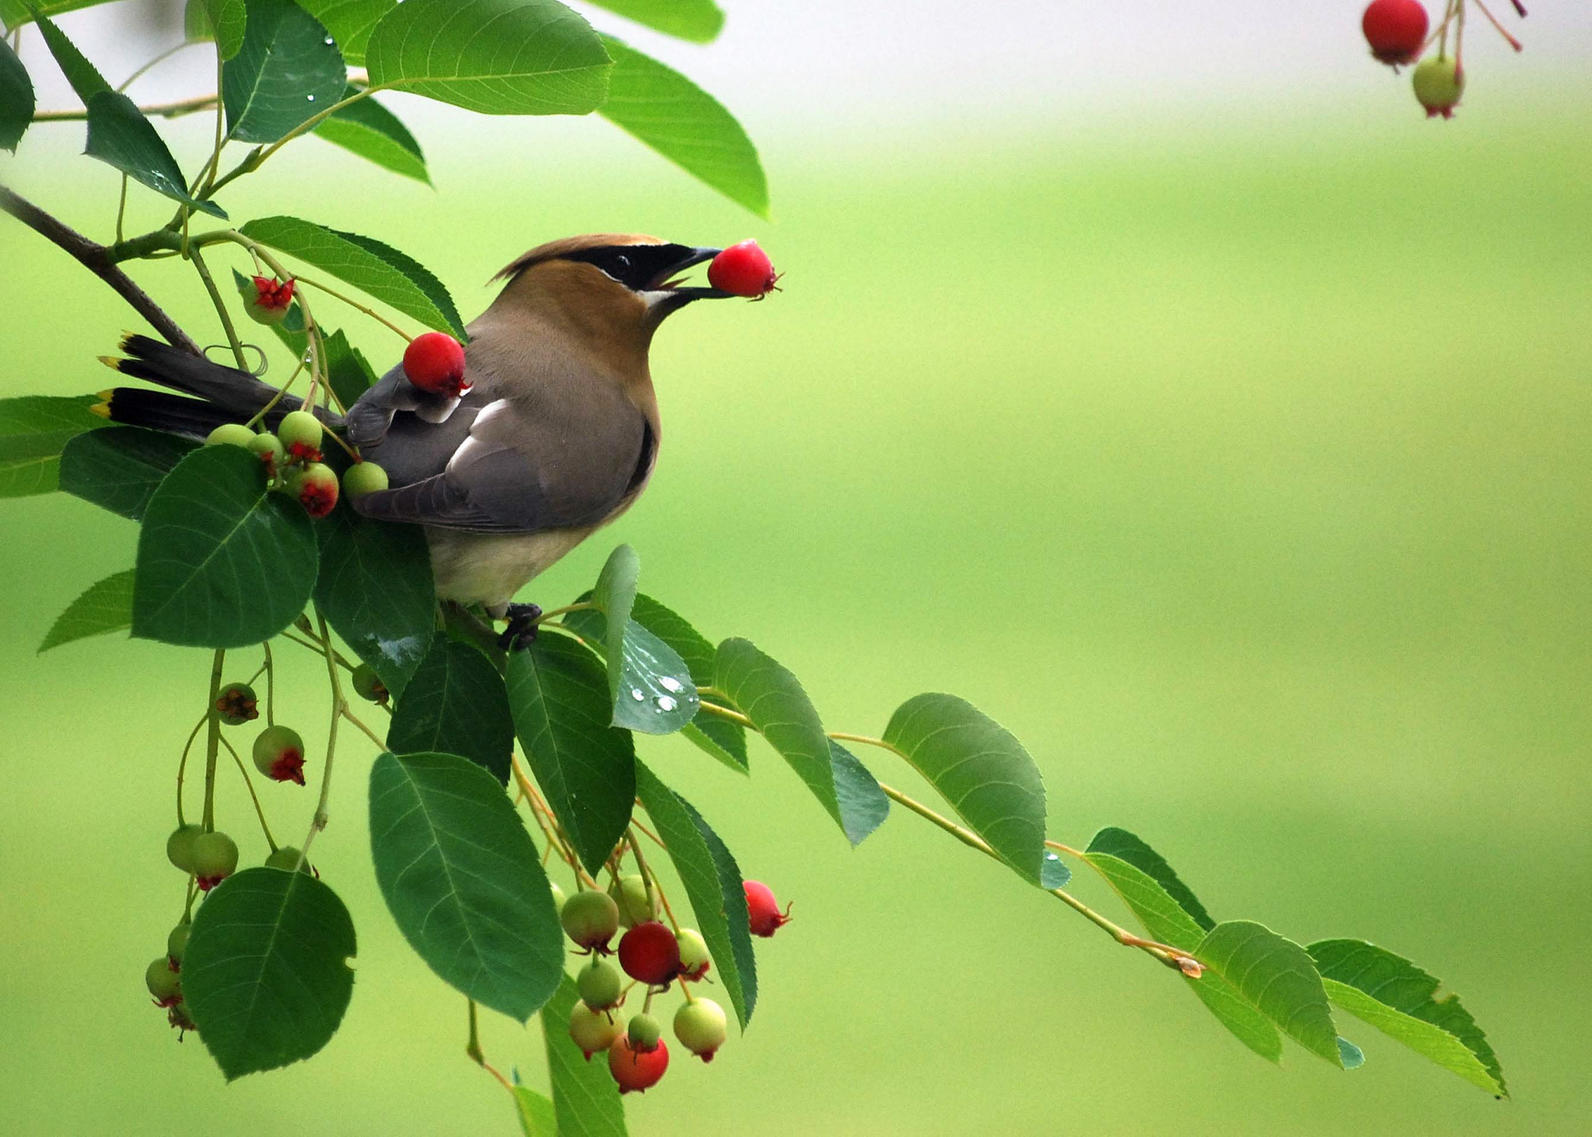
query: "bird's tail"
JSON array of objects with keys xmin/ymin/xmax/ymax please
[{"xmin": 94, "ymin": 334, "xmax": 342, "ymax": 439}]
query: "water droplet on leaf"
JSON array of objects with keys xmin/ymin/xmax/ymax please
[
  {"xmin": 629, "ymin": 688, "xmax": 644, "ymax": 701},
  {"xmin": 655, "ymin": 695, "xmax": 677, "ymax": 713},
  {"xmin": 658, "ymin": 676, "xmax": 683, "ymax": 693}
]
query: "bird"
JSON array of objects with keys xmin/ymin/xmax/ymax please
[{"xmin": 96, "ymin": 234, "xmax": 737, "ymax": 646}]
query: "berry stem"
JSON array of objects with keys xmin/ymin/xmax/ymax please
[
  {"xmin": 218, "ymin": 733, "xmax": 278, "ymax": 852},
  {"xmin": 262, "ymin": 643, "xmax": 276, "ymax": 728},
  {"xmin": 202, "ymin": 649, "xmax": 225, "ymax": 832},
  {"xmin": 186, "ymin": 243, "xmax": 250, "ymax": 371},
  {"xmin": 298, "ymin": 610, "xmax": 346, "ymax": 856},
  {"xmin": 532, "ymin": 602, "xmax": 598, "ymax": 625},
  {"xmin": 1471, "ymin": 0, "xmax": 1524, "ymax": 50},
  {"xmin": 464, "ymin": 999, "xmax": 515, "ymax": 1093},
  {"xmin": 174, "ymin": 712, "xmax": 207, "ymax": 827},
  {"xmin": 511, "ymin": 755, "xmax": 598, "ymax": 887},
  {"xmin": 293, "ymin": 273, "xmax": 414, "ymax": 343},
  {"xmin": 28, "ymin": 93, "xmax": 217, "ymax": 123},
  {"xmin": 627, "ymin": 827, "xmax": 681, "ymax": 934}
]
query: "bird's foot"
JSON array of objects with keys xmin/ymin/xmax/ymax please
[{"xmin": 498, "ymin": 603, "xmax": 543, "ymax": 651}]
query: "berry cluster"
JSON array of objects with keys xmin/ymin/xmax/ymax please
[
  {"xmin": 559, "ymin": 874, "xmax": 791, "ymax": 1094},
  {"xmin": 1360, "ymin": 0, "xmax": 1525, "ymax": 120},
  {"xmin": 205, "ymin": 409, "xmax": 387, "ymax": 520}
]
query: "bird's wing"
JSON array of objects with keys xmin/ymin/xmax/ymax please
[
  {"xmin": 351, "ymin": 394, "xmax": 651, "ymax": 534},
  {"xmin": 344, "ymin": 361, "xmax": 467, "ymax": 447}
]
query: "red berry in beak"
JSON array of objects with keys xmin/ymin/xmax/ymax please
[
  {"xmin": 617, "ymin": 921, "xmax": 680, "ymax": 986},
  {"xmin": 744, "ymin": 879, "xmax": 791, "ymax": 937},
  {"xmin": 1362, "ymin": 0, "xmax": 1429, "ymax": 67},
  {"xmin": 403, "ymin": 332, "xmax": 470, "ymax": 397},
  {"xmin": 708, "ymin": 240, "xmax": 779, "ymax": 298}
]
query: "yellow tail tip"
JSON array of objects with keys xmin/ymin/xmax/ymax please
[
  {"xmin": 97, "ymin": 355, "xmax": 123, "ymax": 370},
  {"xmin": 89, "ymin": 401, "xmax": 113, "ymax": 419}
]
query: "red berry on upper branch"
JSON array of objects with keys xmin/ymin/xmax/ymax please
[
  {"xmin": 403, "ymin": 332, "xmax": 470, "ymax": 397},
  {"xmin": 1362, "ymin": 0, "xmax": 1429, "ymax": 66},
  {"xmin": 245, "ymin": 276, "xmax": 295, "ymax": 326},
  {"xmin": 617, "ymin": 921, "xmax": 680, "ymax": 986},
  {"xmin": 744, "ymin": 879, "xmax": 791, "ymax": 937},
  {"xmin": 253, "ymin": 724, "xmax": 307, "ymax": 786},
  {"xmin": 708, "ymin": 240, "xmax": 779, "ymax": 298}
]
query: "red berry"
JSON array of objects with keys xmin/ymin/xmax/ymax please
[
  {"xmin": 403, "ymin": 332, "xmax": 470, "ymax": 397},
  {"xmin": 191, "ymin": 830, "xmax": 238, "ymax": 892},
  {"xmin": 676, "ymin": 927, "xmax": 711, "ymax": 981},
  {"xmin": 253, "ymin": 725, "xmax": 307, "ymax": 785},
  {"xmin": 708, "ymin": 240, "xmax": 779, "ymax": 298},
  {"xmin": 608, "ymin": 1033, "xmax": 669, "ymax": 1094},
  {"xmin": 561, "ymin": 889, "xmax": 621, "ymax": 953},
  {"xmin": 569, "ymin": 1003, "xmax": 623, "ymax": 1060},
  {"xmin": 673, "ymin": 998, "xmax": 727, "ymax": 1063},
  {"xmin": 617, "ymin": 921, "xmax": 680, "ymax": 986},
  {"xmin": 245, "ymin": 276, "xmax": 295, "ymax": 325},
  {"xmin": 1362, "ymin": 0, "xmax": 1428, "ymax": 66},
  {"xmin": 214, "ymin": 682, "xmax": 259, "ymax": 725},
  {"xmin": 291, "ymin": 462, "xmax": 339, "ymax": 518},
  {"xmin": 744, "ymin": 880, "xmax": 791, "ymax": 937},
  {"xmin": 1412, "ymin": 55, "xmax": 1464, "ymax": 118}
]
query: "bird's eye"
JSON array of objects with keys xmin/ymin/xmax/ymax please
[{"xmin": 613, "ymin": 254, "xmax": 632, "ymax": 272}]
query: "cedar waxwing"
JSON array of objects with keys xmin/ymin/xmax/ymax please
[{"xmin": 99, "ymin": 235, "xmax": 736, "ymax": 640}]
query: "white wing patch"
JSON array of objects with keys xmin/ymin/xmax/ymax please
[{"xmin": 446, "ymin": 398, "xmax": 513, "ymax": 473}]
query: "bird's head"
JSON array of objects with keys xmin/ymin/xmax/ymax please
[{"xmin": 490, "ymin": 234, "xmax": 731, "ymax": 348}]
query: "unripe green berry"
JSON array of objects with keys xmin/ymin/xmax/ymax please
[
  {"xmin": 146, "ymin": 956, "xmax": 181, "ymax": 1006},
  {"xmin": 166, "ymin": 922, "xmax": 191, "ymax": 967},
  {"xmin": 191, "ymin": 830, "xmax": 239, "ymax": 891},
  {"xmin": 1413, "ymin": 56, "xmax": 1464, "ymax": 119},
  {"xmin": 627, "ymin": 1012, "xmax": 661, "ymax": 1052},
  {"xmin": 214, "ymin": 681, "xmax": 259, "ymax": 725},
  {"xmin": 609, "ymin": 874, "xmax": 656, "ymax": 928},
  {"xmin": 253, "ymin": 724, "xmax": 307, "ymax": 785},
  {"xmin": 265, "ymin": 846, "xmax": 312, "ymax": 874},
  {"xmin": 277, "ymin": 410, "xmax": 323, "ymax": 452},
  {"xmin": 673, "ymin": 998, "xmax": 727, "ymax": 1062},
  {"xmin": 676, "ymin": 927, "xmax": 711, "ymax": 981},
  {"xmin": 561, "ymin": 889, "xmax": 621, "ymax": 952},
  {"xmin": 342, "ymin": 460, "xmax": 389, "ymax": 499},
  {"xmin": 166, "ymin": 823, "xmax": 203, "ymax": 872},
  {"xmin": 248, "ymin": 431, "xmax": 285, "ymax": 476},
  {"xmin": 568, "ymin": 1003, "xmax": 622, "ymax": 1060},
  {"xmin": 206, "ymin": 423, "xmax": 255, "ymax": 448},
  {"xmin": 577, "ymin": 957, "xmax": 623, "ymax": 1011},
  {"xmin": 350, "ymin": 663, "xmax": 389, "ymax": 704}
]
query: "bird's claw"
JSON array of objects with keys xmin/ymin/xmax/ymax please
[{"xmin": 498, "ymin": 603, "xmax": 543, "ymax": 651}]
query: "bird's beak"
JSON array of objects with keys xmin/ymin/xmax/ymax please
[{"xmin": 645, "ymin": 247, "xmax": 733, "ymax": 311}]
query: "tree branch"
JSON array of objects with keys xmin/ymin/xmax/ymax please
[{"xmin": 0, "ymin": 185, "xmax": 200, "ymax": 355}]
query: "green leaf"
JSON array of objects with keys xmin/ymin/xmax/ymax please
[
  {"xmin": 881, "ymin": 693, "xmax": 1047, "ymax": 884},
  {"xmin": 1197, "ymin": 920, "xmax": 1343, "ymax": 1066},
  {"xmin": 713, "ymin": 638, "xmax": 887, "ymax": 845},
  {"xmin": 190, "ymin": 0, "xmax": 247, "ymax": 58},
  {"xmin": 1338, "ymin": 1036, "xmax": 1366, "ymax": 1069},
  {"xmin": 1310, "ymin": 938, "xmax": 1507, "ymax": 1095},
  {"xmin": 513, "ymin": 1085, "xmax": 556, "ymax": 1137},
  {"xmin": 681, "ymin": 718, "xmax": 748, "ymax": 773},
  {"xmin": 364, "ymin": 0, "xmax": 611, "ymax": 117},
  {"xmin": 33, "ymin": 12, "xmax": 110, "ymax": 100},
  {"xmin": 182, "ymin": 867, "xmax": 356, "ymax": 1080},
  {"xmin": 828, "ymin": 740, "xmax": 889, "ymax": 845},
  {"xmin": 314, "ymin": 85, "xmax": 428, "ymax": 182},
  {"xmin": 85, "ymin": 92, "xmax": 228, "ymax": 217},
  {"xmin": 388, "ymin": 639, "xmax": 513, "ymax": 783},
  {"xmin": 38, "ymin": 568, "xmax": 133, "ymax": 652},
  {"xmin": 1086, "ymin": 826, "xmax": 1214, "ymax": 931},
  {"xmin": 588, "ymin": 543, "xmax": 638, "ymax": 708},
  {"xmin": 312, "ymin": 503, "xmax": 435, "ymax": 698},
  {"xmin": 539, "ymin": 975, "xmax": 628, "ymax": 1137},
  {"xmin": 634, "ymin": 760, "xmax": 755, "ymax": 1027},
  {"xmin": 1040, "ymin": 849, "xmax": 1071, "ymax": 890},
  {"xmin": 585, "ymin": 0, "xmax": 722, "ymax": 43},
  {"xmin": 240, "ymin": 215, "xmax": 466, "ymax": 337},
  {"xmin": 597, "ymin": 37, "xmax": 767, "ymax": 218},
  {"xmin": 221, "ymin": 0, "xmax": 345, "ymax": 144},
  {"xmin": 0, "ymin": 394, "xmax": 108, "ymax": 497},
  {"xmin": 505, "ymin": 632, "xmax": 635, "ymax": 876},
  {"xmin": 563, "ymin": 608, "xmax": 700, "ymax": 736},
  {"xmin": 296, "ymin": 0, "xmax": 393, "ymax": 65},
  {"xmin": 1083, "ymin": 838, "xmax": 1281, "ymax": 1063},
  {"xmin": 321, "ymin": 327, "xmax": 379, "ymax": 408},
  {"xmin": 369, "ymin": 751, "xmax": 564, "ymax": 1020},
  {"xmin": 1, "ymin": 1, "xmax": 117, "ymax": 32},
  {"xmin": 133, "ymin": 445, "xmax": 317, "ymax": 648},
  {"xmin": 0, "ymin": 35, "xmax": 34, "ymax": 150},
  {"xmin": 59, "ymin": 426, "xmax": 196, "ymax": 519}
]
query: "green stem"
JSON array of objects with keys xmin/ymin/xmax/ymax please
[
  {"xmin": 220, "ymin": 733, "xmax": 278, "ymax": 852},
  {"xmin": 187, "ymin": 243, "xmax": 249, "ymax": 370},
  {"xmin": 201, "ymin": 86, "xmax": 384, "ymax": 200},
  {"xmin": 300, "ymin": 610, "xmax": 345, "ymax": 856},
  {"xmin": 30, "ymin": 93, "xmax": 217, "ymax": 123},
  {"xmin": 174, "ymin": 713, "xmax": 207, "ymax": 827},
  {"xmin": 465, "ymin": 1000, "xmax": 514, "ymax": 1091},
  {"xmin": 117, "ymin": 40, "xmax": 195, "ymax": 94},
  {"xmin": 295, "ymin": 273, "xmax": 414, "ymax": 342},
  {"xmin": 202, "ymin": 650, "xmax": 225, "ymax": 831}
]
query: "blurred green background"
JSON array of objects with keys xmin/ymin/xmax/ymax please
[{"xmin": 3, "ymin": 9, "xmax": 1590, "ymax": 1135}]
